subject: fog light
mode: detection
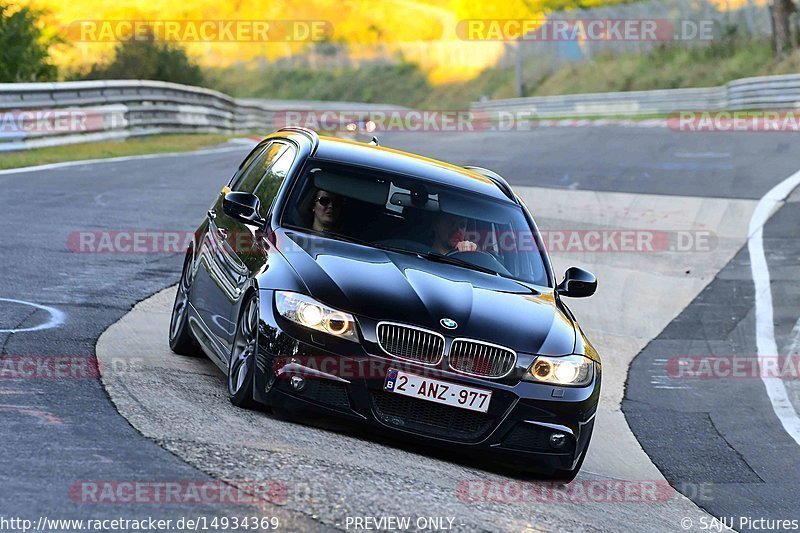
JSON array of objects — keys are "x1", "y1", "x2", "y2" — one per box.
[
  {"x1": 549, "y1": 432, "x2": 567, "y2": 449},
  {"x1": 290, "y1": 375, "x2": 305, "y2": 392}
]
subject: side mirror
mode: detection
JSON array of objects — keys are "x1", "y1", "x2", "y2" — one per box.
[
  {"x1": 222, "y1": 192, "x2": 265, "y2": 227},
  {"x1": 556, "y1": 267, "x2": 597, "y2": 298}
]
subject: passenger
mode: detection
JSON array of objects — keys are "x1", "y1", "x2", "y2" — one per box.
[
  {"x1": 431, "y1": 212, "x2": 478, "y2": 255},
  {"x1": 311, "y1": 189, "x2": 343, "y2": 232}
]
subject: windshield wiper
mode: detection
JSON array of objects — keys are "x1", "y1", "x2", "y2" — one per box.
[{"x1": 419, "y1": 252, "x2": 499, "y2": 276}]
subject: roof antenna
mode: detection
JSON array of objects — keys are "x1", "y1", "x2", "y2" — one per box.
[{"x1": 369, "y1": 136, "x2": 379, "y2": 146}]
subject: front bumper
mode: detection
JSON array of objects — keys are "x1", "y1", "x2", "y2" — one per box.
[{"x1": 254, "y1": 294, "x2": 600, "y2": 472}]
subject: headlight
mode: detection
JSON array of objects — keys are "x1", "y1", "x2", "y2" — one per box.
[
  {"x1": 525, "y1": 355, "x2": 594, "y2": 386},
  {"x1": 275, "y1": 291, "x2": 357, "y2": 341}
]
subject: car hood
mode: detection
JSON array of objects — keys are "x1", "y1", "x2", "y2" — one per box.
[{"x1": 277, "y1": 230, "x2": 575, "y2": 355}]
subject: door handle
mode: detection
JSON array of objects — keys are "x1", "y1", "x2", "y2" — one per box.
[
  {"x1": 216, "y1": 227, "x2": 228, "y2": 239},
  {"x1": 207, "y1": 209, "x2": 216, "y2": 220}
]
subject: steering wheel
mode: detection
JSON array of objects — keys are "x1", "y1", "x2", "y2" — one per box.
[
  {"x1": 445, "y1": 248, "x2": 513, "y2": 277},
  {"x1": 446, "y1": 249, "x2": 495, "y2": 259}
]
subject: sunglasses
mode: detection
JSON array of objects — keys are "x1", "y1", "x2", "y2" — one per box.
[{"x1": 315, "y1": 196, "x2": 340, "y2": 207}]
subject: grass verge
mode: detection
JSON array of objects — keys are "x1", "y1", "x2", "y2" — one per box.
[{"x1": 0, "y1": 133, "x2": 240, "y2": 171}]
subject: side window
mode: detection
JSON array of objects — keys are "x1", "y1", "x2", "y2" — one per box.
[
  {"x1": 254, "y1": 145, "x2": 296, "y2": 216},
  {"x1": 232, "y1": 142, "x2": 287, "y2": 193},
  {"x1": 229, "y1": 142, "x2": 269, "y2": 189}
]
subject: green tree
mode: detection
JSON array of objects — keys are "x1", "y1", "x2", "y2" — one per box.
[
  {"x1": 0, "y1": 2, "x2": 58, "y2": 82},
  {"x1": 84, "y1": 34, "x2": 203, "y2": 86}
]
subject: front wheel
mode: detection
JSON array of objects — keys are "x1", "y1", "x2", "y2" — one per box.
[{"x1": 228, "y1": 294, "x2": 260, "y2": 409}]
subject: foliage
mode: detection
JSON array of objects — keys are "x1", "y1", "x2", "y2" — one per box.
[
  {"x1": 79, "y1": 35, "x2": 203, "y2": 85},
  {"x1": 0, "y1": 1, "x2": 59, "y2": 82},
  {"x1": 207, "y1": 62, "x2": 429, "y2": 106},
  {"x1": 530, "y1": 36, "x2": 774, "y2": 95}
]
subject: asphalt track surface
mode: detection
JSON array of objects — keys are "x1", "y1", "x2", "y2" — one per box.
[
  {"x1": 1, "y1": 127, "x2": 799, "y2": 531},
  {"x1": 624, "y1": 187, "x2": 800, "y2": 523}
]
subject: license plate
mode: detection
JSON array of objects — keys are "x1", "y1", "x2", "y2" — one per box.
[{"x1": 383, "y1": 369, "x2": 492, "y2": 413}]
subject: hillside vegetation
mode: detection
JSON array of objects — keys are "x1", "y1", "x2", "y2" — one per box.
[{"x1": 208, "y1": 36, "x2": 799, "y2": 109}]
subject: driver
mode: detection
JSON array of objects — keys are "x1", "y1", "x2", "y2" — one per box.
[
  {"x1": 431, "y1": 212, "x2": 478, "y2": 255},
  {"x1": 311, "y1": 189, "x2": 343, "y2": 232}
]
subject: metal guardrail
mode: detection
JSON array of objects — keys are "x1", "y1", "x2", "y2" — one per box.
[
  {"x1": 0, "y1": 80, "x2": 401, "y2": 152},
  {"x1": 471, "y1": 74, "x2": 800, "y2": 117},
  {"x1": 5, "y1": 74, "x2": 800, "y2": 152}
]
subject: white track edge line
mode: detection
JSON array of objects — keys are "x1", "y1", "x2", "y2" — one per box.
[{"x1": 747, "y1": 168, "x2": 800, "y2": 446}]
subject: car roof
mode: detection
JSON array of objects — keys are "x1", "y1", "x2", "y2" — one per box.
[{"x1": 273, "y1": 130, "x2": 515, "y2": 203}]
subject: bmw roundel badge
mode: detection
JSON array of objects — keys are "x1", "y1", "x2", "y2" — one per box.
[{"x1": 440, "y1": 318, "x2": 458, "y2": 330}]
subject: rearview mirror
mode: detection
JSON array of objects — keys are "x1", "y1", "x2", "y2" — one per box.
[
  {"x1": 556, "y1": 267, "x2": 597, "y2": 298},
  {"x1": 222, "y1": 192, "x2": 265, "y2": 227}
]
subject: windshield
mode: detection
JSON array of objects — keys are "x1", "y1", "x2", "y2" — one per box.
[{"x1": 280, "y1": 160, "x2": 550, "y2": 286}]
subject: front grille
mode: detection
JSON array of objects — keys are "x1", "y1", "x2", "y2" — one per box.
[
  {"x1": 376, "y1": 322, "x2": 444, "y2": 365},
  {"x1": 448, "y1": 340, "x2": 516, "y2": 378},
  {"x1": 371, "y1": 391, "x2": 495, "y2": 441}
]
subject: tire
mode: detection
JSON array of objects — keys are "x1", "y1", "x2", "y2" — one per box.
[
  {"x1": 169, "y1": 250, "x2": 200, "y2": 356},
  {"x1": 228, "y1": 294, "x2": 260, "y2": 410}
]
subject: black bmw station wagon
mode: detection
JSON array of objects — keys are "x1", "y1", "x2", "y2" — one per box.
[{"x1": 169, "y1": 127, "x2": 600, "y2": 480}]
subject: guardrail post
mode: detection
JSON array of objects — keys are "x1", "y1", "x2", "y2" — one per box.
[{"x1": 515, "y1": 40, "x2": 525, "y2": 98}]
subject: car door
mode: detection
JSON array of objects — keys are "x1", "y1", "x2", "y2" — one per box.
[
  {"x1": 226, "y1": 143, "x2": 298, "y2": 332},
  {"x1": 194, "y1": 141, "x2": 290, "y2": 358}
]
